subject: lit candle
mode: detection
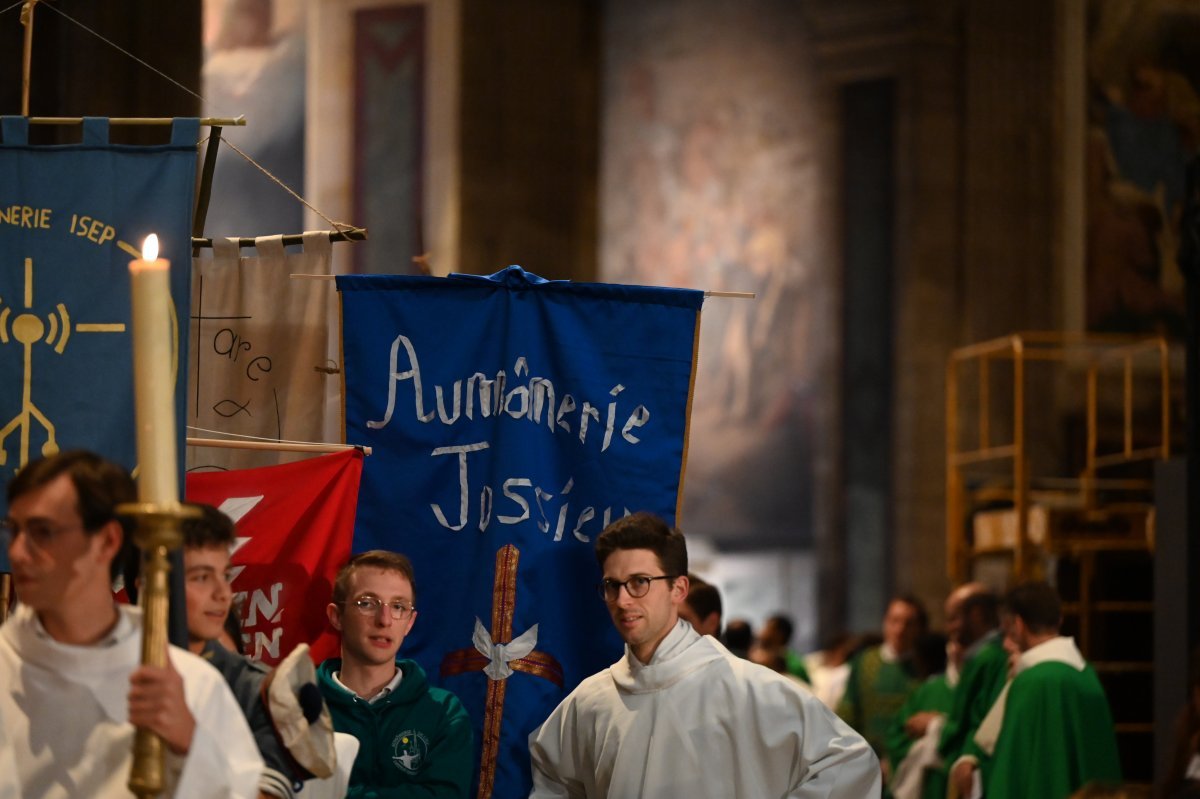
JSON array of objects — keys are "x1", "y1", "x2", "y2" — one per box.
[{"x1": 128, "y1": 234, "x2": 178, "y2": 505}]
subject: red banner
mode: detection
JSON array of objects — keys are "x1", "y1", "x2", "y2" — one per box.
[{"x1": 186, "y1": 450, "x2": 364, "y2": 666}]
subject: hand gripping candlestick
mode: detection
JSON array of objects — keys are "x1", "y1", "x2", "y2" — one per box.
[{"x1": 121, "y1": 234, "x2": 200, "y2": 798}]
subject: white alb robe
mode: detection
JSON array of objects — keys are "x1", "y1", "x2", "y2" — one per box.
[
  {"x1": 0, "y1": 603, "x2": 264, "y2": 798},
  {"x1": 529, "y1": 620, "x2": 881, "y2": 798}
]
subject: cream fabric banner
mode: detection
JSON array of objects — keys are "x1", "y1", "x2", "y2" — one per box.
[{"x1": 187, "y1": 233, "x2": 338, "y2": 470}]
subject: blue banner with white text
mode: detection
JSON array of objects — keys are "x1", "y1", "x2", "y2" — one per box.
[
  {"x1": 0, "y1": 117, "x2": 199, "y2": 568},
  {"x1": 339, "y1": 266, "x2": 703, "y2": 798}
]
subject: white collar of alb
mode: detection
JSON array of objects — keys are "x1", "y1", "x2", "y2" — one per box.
[{"x1": 1016, "y1": 636, "x2": 1085, "y2": 674}]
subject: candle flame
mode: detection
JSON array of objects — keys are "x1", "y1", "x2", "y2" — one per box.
[{"x1": 141, "y1": 234, "x2": 159, "y2": 262}]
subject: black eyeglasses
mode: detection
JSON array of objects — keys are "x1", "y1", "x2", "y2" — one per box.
[
  {"x1": 345, "y1": 596, "x2": 416, "y2": 620},
  {"x1": 597, "y1": 575, "x2": 675, "y2": 601}
]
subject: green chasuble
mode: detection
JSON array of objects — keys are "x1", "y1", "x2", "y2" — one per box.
[
  {"x1": 837, "y1": 645, "x2": 920, "y2": 756},
  {"x1": 784, "y1": 649, "x2": 812, "y2": 684},
  {"x1": 885, "y1": 674, "x2": 955, "y2": 799},
  {"x1": 937, "y1": 634, "x2": 1009, "y2": 764},
  {"x1": 985, "y1": 661, "x2": 1121, "y2": 798}
]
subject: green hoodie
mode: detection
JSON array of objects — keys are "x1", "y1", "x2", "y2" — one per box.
[{"x1": 317, "y1": 658, "x2": 473, "y2": 799}]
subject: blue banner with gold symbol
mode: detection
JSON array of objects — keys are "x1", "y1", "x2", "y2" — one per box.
[
  {"x1": 339, "y1": 266, "x2": 704, "y2": 798},
  {"x1": 0, "y1": 117, "x2": 199, "y2": 566}
]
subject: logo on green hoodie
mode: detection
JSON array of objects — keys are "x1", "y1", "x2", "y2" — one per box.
[{"x1": 392, "y1": 729, "x2": 430, "y2": 774}]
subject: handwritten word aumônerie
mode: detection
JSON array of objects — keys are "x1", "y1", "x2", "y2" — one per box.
[{"x1": 367, "y1": 334, "x2": 651, "y2": 452}]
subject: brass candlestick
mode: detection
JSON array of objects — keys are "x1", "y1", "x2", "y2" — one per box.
[
  {"x1": 118, "y1": 501, "x2": 199, "y2": 799},
  {"x1": 0, "y1": 572, "x2": 11, "y2": 623}
]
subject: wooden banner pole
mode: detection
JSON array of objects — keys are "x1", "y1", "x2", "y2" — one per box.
[{"x1": 21, "y1": 1, "x2": 39, "y2": 116}]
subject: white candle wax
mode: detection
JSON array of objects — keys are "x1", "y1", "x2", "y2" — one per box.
[{"x1": 129, "y1": 234, "x2": 178, "y2": 504}]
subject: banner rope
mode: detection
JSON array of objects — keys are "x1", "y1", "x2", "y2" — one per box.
[
  {"x1": 182, "y1": 422, "x2": 367, "y2": 453},
  {"x1": 38, "y1": 2, "x2": 206, "y2": 111},
  {"x1": 9, "y1": 2, "x2": 354, "y2": 235},
  {"x1": 207, "y1": 136, "x2": 353, "y2": 235}
]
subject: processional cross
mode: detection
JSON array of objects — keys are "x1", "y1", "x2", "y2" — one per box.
[{"x1": 440, "y1": 544, "x2": 563, "y2": 799}]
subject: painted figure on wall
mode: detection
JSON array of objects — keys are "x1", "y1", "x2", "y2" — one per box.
[
  {"x1": 1086, "y1": 0, "x2": 1198, "y2": 336},
  {"x1": 601, "y1": 2, "x2": 828, "y2": 546},
  {"x1": 201, "y1": 0, "x2": 306, "y2": 237}
]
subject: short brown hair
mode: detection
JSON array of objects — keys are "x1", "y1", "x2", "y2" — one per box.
[
  {"x1": 332, "y1": 550, "x2": 416, "y2": 606},
  {"x1": 594, "y1": 512, "x2": 687, "y2": 577},
  {"x1": 890, "y1": 593, "x2": 929, "y2": 632},
  {"x1": 7, "y1": 450, "x2": 135, "y2": 580},
  {"x1": 123, "y1": 503, "x2": 235, "y2": 604},
  {"x1": 684, "y1": 576, "x2": 722, "y2": 622},
  {"x1": 182, "y1": 503, "x2": 236, "y2": 550},
  {"x1": 1004, "y1": 581, "x2": 1062, "y2": 634}
]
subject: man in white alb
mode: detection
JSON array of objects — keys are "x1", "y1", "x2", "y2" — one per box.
[
  {"x1": 528, "y1": 512, "x2": 881, "y2": 798},
  {"x1": 0, "y1": 450, "x2": 264, "y2": 798}
]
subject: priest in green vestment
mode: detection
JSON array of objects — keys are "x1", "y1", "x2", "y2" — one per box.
[
  {"x1": 886, "y1": 633, "x2": 958, "y2": 799},
  {"x1": 955, "y1": 581, "x2": 1121, "y2": 799},
  {"x1": 938, "y1": 583, "x2": 1009, "y2": 793},
  {"x1": 837, "y1": 595, "x2": 927, "y2": 761},
  {"x1": 758, "y1": 614, "x2": 813, "y2": 684}
]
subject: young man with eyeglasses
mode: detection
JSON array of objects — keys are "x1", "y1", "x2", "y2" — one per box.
[
  {"x1": 528, "y1": 511, "x2": 881, "y2": 797},
  {"x1": 317, "y1": 550, "x2": 473, "y2": 798},
  {"x1": 0, "y1": 450, "x2": 263, "y2": 797}
]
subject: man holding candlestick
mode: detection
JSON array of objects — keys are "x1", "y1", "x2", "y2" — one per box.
[{"x1": 0, "y1": 450, "x2": 264, "y2": 798}]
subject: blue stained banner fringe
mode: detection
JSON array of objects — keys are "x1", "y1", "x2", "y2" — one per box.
[
  {"x1": 339, "y1": 265, "x2": 704, "y2": 798},
  {"x1": 0, "y1": 117, "x2": 199, "y2": 568}
]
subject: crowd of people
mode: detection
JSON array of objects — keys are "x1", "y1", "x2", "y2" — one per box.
[
  {"x1": 1, "y1": 449, "x2": 1198, "y2": 798},
  {"x1": 700, "y1": 583, "x2": 1200, "y2": 799}
]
